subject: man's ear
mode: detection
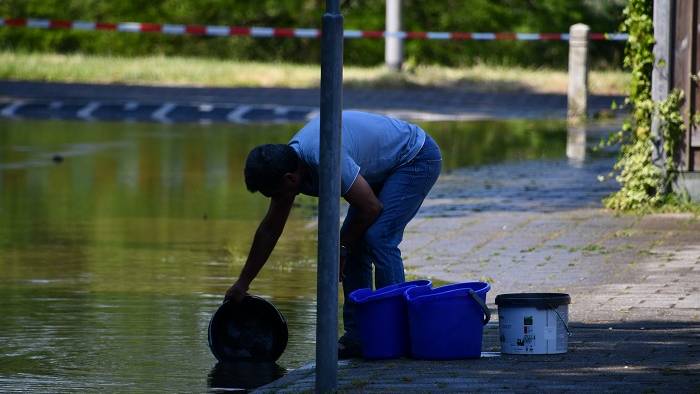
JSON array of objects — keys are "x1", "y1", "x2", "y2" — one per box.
[{"x1": 283, "y1": 172, "x2": 299, "y2": 186}]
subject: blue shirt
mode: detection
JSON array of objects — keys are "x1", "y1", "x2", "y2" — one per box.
[{"x1": 289, "y1": 111, "x2": 426, "y2": 196}]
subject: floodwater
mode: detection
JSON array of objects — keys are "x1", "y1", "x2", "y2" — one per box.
[{"x1": 0, "y1": 118, "x2": 574, "y2": 392}]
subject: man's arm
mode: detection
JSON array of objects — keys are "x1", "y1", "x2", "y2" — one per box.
[
  {"x1": 340, "y1": 174, "x2": 383, "y2": 248},
  {"x1": 225, "y1": 193, "x2": 295, "y2": 301}
]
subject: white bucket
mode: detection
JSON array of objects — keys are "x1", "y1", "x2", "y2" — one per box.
[{"x1": 495, "y1": 293, "x2": 571, "y2": 354}]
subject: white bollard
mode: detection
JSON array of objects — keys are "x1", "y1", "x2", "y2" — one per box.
[
  {"x1": 567, "y1": 23, "x2": 590, "y2": 123},
  {"x1": 567, "y1": 124, "x2": 587, "y2": 167}
]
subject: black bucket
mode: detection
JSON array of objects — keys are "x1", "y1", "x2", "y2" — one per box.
[{"x1": 208, "y1": 296, "x2": 288, "y2": 362}]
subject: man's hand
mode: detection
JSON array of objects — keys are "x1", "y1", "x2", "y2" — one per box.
[{"x1": 224, "y1": 281, "x2": 248, "y2": 303}]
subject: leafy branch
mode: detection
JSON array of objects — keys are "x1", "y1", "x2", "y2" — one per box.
[{"x1": 603, "y1": 0, "x2": 688, "y2": 211}]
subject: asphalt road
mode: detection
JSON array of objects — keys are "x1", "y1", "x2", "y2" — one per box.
[{"x1": 0, "y1": 80, "x2": 624, "y2": 123}]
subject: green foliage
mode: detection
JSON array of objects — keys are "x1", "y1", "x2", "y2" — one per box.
[
  {"x1": 604, "y1": 0, "x2": 689, "y2": 211},
  {"x1": 657, "y1": 90, "x2": 685, "y2": 189},
  {"x1": 0, "y1": 0, "x2": 626, "y2": 67}
]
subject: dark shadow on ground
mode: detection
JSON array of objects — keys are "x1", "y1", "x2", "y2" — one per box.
[
  {"x1": 258, "y1": 320, "x2": 699, "y2": 392},
  {"x1": 306, "y1": 320, "x2": 700, "y2": 393},
  {"x1": 470, "y1": 319, "x2": 700, "y2": 392}
]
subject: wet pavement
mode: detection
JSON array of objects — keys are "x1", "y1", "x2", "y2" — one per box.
[
  {"x1": 257, "y1": 150, "x2": 700, "y2": 392},
  {"x1": 0, "y1": 80, "x2": 623, "y2": 123}
]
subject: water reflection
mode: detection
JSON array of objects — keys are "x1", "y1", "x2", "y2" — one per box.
[
  {"x1": 207, "y1": 362, "x2": 286, "y2": 393},
  {"x1": 0, "y1": 118, "x2": 570, "y2": 391},
  {"x1": 567, "y1": 123, "x2": 587, "y2": 166}
]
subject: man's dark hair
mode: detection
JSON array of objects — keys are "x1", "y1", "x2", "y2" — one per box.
[{"x1": 244, "y1": 144, "x2": 299, "y2": 196}]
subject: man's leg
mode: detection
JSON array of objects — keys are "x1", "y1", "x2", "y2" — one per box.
[
  {"x1": 339, "y1": 134, "x2": 441, "y2": 355},
  {"x1": 340, "y1": 206, "x2": 373, "y2": 348},
  {"x1": 365, "y1": 137, "x2": 442, "y2": 289}
]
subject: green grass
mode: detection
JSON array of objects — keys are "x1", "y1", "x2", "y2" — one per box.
[{"x1": 0, "y1": 51, "x2": 628, "y2": 95}]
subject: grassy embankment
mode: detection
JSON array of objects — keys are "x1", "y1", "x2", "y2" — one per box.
[{"x1": 0, "y1": 52, "x2": 627, "y2": 95}]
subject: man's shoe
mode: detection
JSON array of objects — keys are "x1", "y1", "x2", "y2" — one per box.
[{"x1": 337, "y1": 336, "x2": 362, "y2": 359}]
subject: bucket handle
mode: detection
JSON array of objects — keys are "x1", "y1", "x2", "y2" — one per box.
[
  {"x1": 549, "y1": 305, "x2": 572, "y2": 337},
  {"x1": 468, "y1": 289, "x2": 491, "y2": 325}
]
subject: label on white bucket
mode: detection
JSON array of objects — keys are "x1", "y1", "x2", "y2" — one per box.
[
  {"x1": 498, "y1": 305, "x2": 568, "y2": 354},
  {"x1": 544, "y1": 326, "x2": 556, "y2": 340}
]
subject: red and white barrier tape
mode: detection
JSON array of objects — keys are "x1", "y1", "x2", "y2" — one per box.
[{"x1": 0, "y1": 17, "x2": 629, "y2": 41}]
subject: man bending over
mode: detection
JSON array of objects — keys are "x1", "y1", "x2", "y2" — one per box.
[{"x1": 225, "y1": 110, "x2": 441, "y2": 358}]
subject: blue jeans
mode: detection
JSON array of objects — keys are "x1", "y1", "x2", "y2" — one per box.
[{"x1": 341, "y1": 134, "x2": 442, "y2": 341}]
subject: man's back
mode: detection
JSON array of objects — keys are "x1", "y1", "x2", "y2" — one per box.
[{"x1": 289, "y1": 111, "x2": 426, "y2": 195}]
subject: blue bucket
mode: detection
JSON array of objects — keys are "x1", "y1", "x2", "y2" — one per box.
[
  {"x1": 405, "y1": 282, "x2": 491, "y2": 360},
  {"x1": 349, "y1": 280, "x2": 432, "y2": 359}
]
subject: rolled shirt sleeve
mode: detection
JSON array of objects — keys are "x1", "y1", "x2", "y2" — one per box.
[{"x1": 341, "y1": 153, "x2": 361, "y2": 195}]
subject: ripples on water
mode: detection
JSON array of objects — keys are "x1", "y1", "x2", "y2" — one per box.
[{"x1": 0, "y1": 118, "x2": 576, "y2": 391}]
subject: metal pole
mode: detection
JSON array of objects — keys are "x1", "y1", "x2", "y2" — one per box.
[
  {"x1": 385, "y1": 0, "x2": 403, "y2": 71},
  {"x1": 317, "y1": 0, "x2": 343, "y2": 392}
]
